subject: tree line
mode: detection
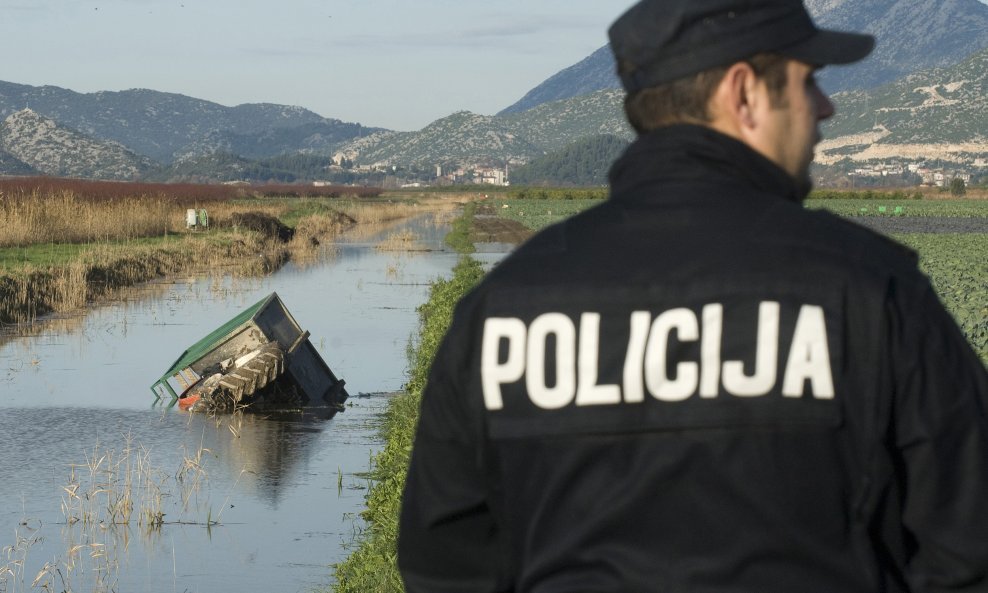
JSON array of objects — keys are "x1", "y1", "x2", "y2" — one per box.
[{"x1": 510, "y1": 135, "x2": 629, "y2": 187}]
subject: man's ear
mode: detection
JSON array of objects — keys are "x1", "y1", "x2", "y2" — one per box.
[{"x1": 709, "y1": 62, "x2": 760, "y2": 139}]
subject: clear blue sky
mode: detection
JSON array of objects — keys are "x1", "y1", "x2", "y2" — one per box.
[{"x1": 0, "y1": 0, "x2": 631, "y2": 131}]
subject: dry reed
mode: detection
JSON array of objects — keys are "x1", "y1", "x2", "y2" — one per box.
[
  {"x1": 375, "y1": 229, "x2": 425, "y2": 252},
  {"x1": 0, "y1": 434, "x2": 219, "y2": 593},
  {"x1": 0, "y1": 194, "x2": 451, "y2": 327},
  {"x1": 0, "y1": 191, "x2": 176, "y2": 248}
]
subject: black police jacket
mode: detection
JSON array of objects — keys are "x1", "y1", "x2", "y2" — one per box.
[{"x1": 398, "y1": 125, "x2": 988, "y2": 593}]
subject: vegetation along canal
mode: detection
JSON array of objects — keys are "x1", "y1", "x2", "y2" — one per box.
[{"x1": 0, "y1": 212, "x2": 500, "y2": 593}]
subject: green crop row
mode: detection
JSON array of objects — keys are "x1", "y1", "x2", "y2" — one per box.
[
  {"x1": 808, "y1": 199, "x2": 988, "y2": 218},
  {"x1": 496, "y1": 198, "x2": 988, "y2": 227},
  {"x1": 493, "y1": 198, "x2": 602, "y2": 231},
  {"x1": 897, "y1": 233, "x2": 988, "y2": 363},
  {"x1": 507, "y1": 188, "x2": 609, "y2": 201}
]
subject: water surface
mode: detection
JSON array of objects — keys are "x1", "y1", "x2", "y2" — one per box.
[{"x1": 0, "y1": 216, "x2": 496, "y2": 592}]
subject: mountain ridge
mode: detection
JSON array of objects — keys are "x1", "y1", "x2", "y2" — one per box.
[
  {"x1": 497, "y1": 0, "x2": 988, "y2": 115},
  {"x1": 0, "y1": 81, "x2": 377, "y2": 164},
  {"x1": 1, "y1": 109, "x2": 154, "y2": 180},
  {"x1": 0, "y1": 0, "x2": 985, "y2": 183}
]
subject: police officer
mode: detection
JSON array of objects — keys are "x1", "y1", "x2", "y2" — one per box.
[{"x1": 398, "y1": 0, "x2": 988, "y2": 591}]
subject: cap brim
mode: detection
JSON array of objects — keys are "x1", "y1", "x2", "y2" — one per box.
[{"x1": 779, "y1": 30, "x2": 875, "y2": 66}]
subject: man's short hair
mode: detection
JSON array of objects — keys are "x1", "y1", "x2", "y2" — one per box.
[{"x1": 622, "y1": 53, "x2": 790, "y2": 135}]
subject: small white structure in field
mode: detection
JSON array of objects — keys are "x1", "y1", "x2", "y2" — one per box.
[{"x1": 186, "y1": 208, "x2": 209, "y2": 230}]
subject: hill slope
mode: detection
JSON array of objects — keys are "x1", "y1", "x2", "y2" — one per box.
[
  {"x1": 819, "y1": 47, "x2": 988, "y2": 164},
  {"x1": 807, "y1": 0, "x2": 988, "y2": 92},
  {"x1": 1, "y1": 109, "x2": 153, "y2": 180},
  {"x1": 0, "y1": 82, "x2": 377, "y2": 163},
  {"x1": 509, "y1": 134, "x2": 629, "y2": 186},
  {"x1": 499, "y1": 0, "x2": 988, "y2": 114},
  {"x1": 338, "y1": 90, "x2": 630, "y2": 167},
  {"x1": 499, "y1": 47, "x2": 619, "y2": 116},
  {"x1": 340, "y1": 45, "x2": 988, "y2": 172}
]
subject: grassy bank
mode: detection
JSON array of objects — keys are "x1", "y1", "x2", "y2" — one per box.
[{"x1": 0, "y1": 192, "x2": 452, "y2": 326}]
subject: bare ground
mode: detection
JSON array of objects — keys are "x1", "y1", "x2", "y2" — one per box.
[{"x1": 471, "y1": 205, "x2": 533, "y2": 245}]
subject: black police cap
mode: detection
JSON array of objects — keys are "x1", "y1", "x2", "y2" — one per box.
[{"x1": 609, "y1": 0, "x2": 875, "y2": 93}]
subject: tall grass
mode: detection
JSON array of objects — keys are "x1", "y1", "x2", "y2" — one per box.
[
  {"x1": 0, "y1": 189, "x2": 448, "y2": 326},
  {"x1": 0, "y1": 191, "x2": 176, "y2": 248}
]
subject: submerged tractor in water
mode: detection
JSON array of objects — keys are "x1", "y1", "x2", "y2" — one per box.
[{"x1": 150, "y1": 292, "x2": 348, "y2": 413}]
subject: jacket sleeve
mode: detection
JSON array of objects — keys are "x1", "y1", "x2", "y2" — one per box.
[
  {"x1": 398, "y1": 316, "x2": 513, "y2": 593},
  {"x1": 891, "y1": 283, "x2": 988, "y2": 591}
]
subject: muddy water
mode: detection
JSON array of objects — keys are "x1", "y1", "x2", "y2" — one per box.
[{"x1": 0, "y1": 216, "x2": 503, "y2": 593}]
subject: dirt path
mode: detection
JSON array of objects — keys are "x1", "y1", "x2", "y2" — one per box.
[{"x1": 471, "y1": 204, "x2": 533, "y2": 245}]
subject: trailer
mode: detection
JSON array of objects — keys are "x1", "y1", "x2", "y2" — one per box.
[{"x1": 150, "y1": 292, "x2": 348, "y2": 412}]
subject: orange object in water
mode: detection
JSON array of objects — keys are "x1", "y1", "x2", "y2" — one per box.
[{"x1": 178, "y1": 394, "x2": 200, "y2": 410}]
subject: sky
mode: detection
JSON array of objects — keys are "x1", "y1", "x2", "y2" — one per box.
[{"x1": 0, "y1": 0, "x2": 633, "y2": 131}]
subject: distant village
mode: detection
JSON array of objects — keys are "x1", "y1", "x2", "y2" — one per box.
[
  {"x1": 838, "y1": 157, "x2": 987, "y2": 189},
  {"x1": 322, "y1": 155, "x2": 514, "y2": 188},
  {"x1": 314, "y1": 151, "x2": 988, "y2": 190}
]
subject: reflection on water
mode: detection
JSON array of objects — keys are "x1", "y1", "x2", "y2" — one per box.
[{"x1": 0, "y1": 214, "x2": 502, "y2": 592}]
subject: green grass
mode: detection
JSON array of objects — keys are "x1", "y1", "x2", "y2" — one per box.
[
  {"x1": 0, "y1": 197, "x2": 344, "y2": 271},
  {"x1": 492, "y1": 198, "x2": 601, "y2": 231},
  {"x1": 0, "y1": 234, "x2": 187, "y2": 271},
  {"x1": 444, "y1": 201, "x2": 477, "y2": 254},
  {"x1": 0, "y1": 242, "x2": 93, "y2": 269}
]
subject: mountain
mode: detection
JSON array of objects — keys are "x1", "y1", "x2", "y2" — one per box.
[
  {"x1": 0, "y1": 147, "x2": 37, "y2": 175},
  {"x1": 499, "y1": 47, "x2": 619, "y2": 116},
  {"x1": 339, "y1": 46, "x2": 988, "y2": 174},
  {"x1": 0, "y1": 82, "x2": 377, "y2": 163},
  {"x1": 818, "y1": 47, "x2": 988, "y2": 165},
  {"x1": 806, "y1": 0, "x2": 988, "y2": 93},
  {"x1": 340, "y1": 90, "x2": 630, "y2": 167},
  {"x1": 1, "y1": 109, "x2": 153, "y2": 180},
  {"x1": 2, "y1": 0, "x2": 984, "y2": 184},
  {"x1": 499, "y1": 0, "x2": 988, "y2": 115},
  {"x1": 334, "y1": 112, "x2": 540, "y2": 167}
]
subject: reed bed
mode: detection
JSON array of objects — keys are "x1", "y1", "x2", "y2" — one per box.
[
  {"x1": 0, "y1": 190, "x2": 450, "y2": 327},
  {"x1": 339, "y1": 200, "x2": 456, "y2": 225},
  {"x1": 0, "y1": 191, "x2": 176, "y2": 248},
  {"x1": 375, "y1": 229, "x2": 424, "y2": 252},
  {"x1": 0, "y1": 435, "x2": 217, "y2": 593}
]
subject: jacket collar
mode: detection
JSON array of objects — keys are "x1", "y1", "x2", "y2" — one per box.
[{"x1": 608, "y1": 124, "x2": 806, "y2": 203}]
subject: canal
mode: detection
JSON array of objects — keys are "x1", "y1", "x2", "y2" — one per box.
[{"x1": 0, "y1": 214, "x2": 492, "y2": 592}]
